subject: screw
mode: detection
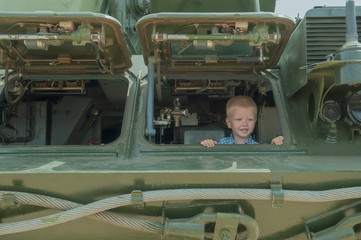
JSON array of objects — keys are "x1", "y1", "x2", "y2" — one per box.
[{"x1": 220, "y1": 229, "x2": 231, "y2": 240}]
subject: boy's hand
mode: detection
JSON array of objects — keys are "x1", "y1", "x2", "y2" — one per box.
[
  {"x1": 271, "y1": 136, "x2": 284, "y2": 146},
  {"x1": 200, "y1": 139, "x2": 218, "y2": 148}
]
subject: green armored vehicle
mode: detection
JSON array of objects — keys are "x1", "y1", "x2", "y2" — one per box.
[{"x1": 0, "y1": 0, "x2": 361, "y2": 239}]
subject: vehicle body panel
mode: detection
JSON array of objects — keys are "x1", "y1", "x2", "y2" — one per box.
[{"x1": 0, "y1": 1, "x2": 361, "y2": 240}]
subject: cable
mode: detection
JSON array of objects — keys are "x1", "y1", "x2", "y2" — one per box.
[
  {"x1": 319, "y1": 83, "x2": 335, "y2": 124},
  {"x1": 0, "y1": 191, "x2": 163, "y2": 234},
  {"x1": 91, "y1": 42, "x2": 108, "y2": 73},
  {"x1": 1, "y1": 187, "x2": 361, "y2": 236}
]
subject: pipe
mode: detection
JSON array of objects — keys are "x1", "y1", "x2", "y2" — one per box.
[
  {"x1": 237, "y1": 56, "x2": 269, "y2": 63},
  {"x1": 145, "y1": 56, "x2": 156, "y2": 139},
  {"x1": 346, "y1": 0, "x2": 359, "y2": 44},
  {"x1": 254, "y1": 0, "x2": 260, "y2": 12},
  {"x1": 152, "y1": 32, "x2": 279, "y2": 45},
  {"x1": 0, "y1": 33, "x2": 100, "y2": 44}
]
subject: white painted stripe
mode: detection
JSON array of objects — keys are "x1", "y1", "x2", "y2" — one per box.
[{"x1": 20, "y1": 161, "x2": 65, "y2": 172}]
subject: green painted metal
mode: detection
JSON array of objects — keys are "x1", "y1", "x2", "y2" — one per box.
[
  {"x1": 0, "y1": 0, "x2": 105, "y2": 12},
  {"x1": 150, "y1": 0, "x2": 276, "y2": 13},
  {"x1": 311, "y1": 213, "x2": 361, "y2": 240},
  {"x1": 278, "y1": 18, "x2": 307, "y2": 98},
  {"x1": 107, "y1": 0, "x2": 150, "y2": 54},
  {"x1": 0, "y1": 1, "x2": 360, "y2": 240}
]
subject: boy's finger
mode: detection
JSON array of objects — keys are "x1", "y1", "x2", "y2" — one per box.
[
  {"x1": 209, "y1": 140, "x2": 217, "y2": 147},
  {"x1": 207, "y1": 140, "x2": 215, "y2": 147},
  {"x1": 201, "y1": 139, "x2": 218, "y2": 147},
  {"x1": 201, "y1": 139, "x2": 216, "y2": 147}
]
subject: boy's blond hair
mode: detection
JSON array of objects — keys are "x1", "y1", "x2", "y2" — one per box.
[{"x1": 226, "y1": 96, "x2": 257, "y2": 117}]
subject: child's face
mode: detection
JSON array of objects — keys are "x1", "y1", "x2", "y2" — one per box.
[{"x1": 226, "y1": 106, "x2": 256, "y2": 142}]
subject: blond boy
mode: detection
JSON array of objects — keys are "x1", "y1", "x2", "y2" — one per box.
[{"x1": 201, "y1": 96, "x2": 283, "y2": 147}]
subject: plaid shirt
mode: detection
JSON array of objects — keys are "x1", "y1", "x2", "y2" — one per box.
[{"x1": 218, "y1": 134, "x2": 258, "y2": 144}]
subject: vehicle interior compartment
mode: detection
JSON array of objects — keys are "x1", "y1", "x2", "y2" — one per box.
[{"x1": 148, "y1": 74, "x2": 282, "y2": 145}]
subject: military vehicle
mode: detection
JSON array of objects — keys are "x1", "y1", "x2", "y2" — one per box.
[{"x1": 0, "y1": 0, "x2": 361, "y2": 239}]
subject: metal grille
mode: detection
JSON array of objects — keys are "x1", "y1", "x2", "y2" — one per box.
[{"x1": 306, "y1": 17, "x2": 361, "y2": 65}]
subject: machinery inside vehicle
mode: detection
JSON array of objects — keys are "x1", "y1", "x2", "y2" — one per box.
[
  {"x1": 0, "y1": 74, "x2": 128, "y2": 145},
  {"x1": 149, "y1": 75, "x2": 282, "y2": 145}
]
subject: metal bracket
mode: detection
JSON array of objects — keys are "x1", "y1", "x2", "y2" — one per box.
[
  {"x1": 131, "y1": 190, "x2": 144, "y2": 208},
  {"x1": 0, "y1": 193, "x2": 16, "y2": 208},
  {"x1": 311, "y1": 212, "x2": 361, "y2": 240},
  {"x1": 271, "y1": 176, "x2": 284, "y2": 208},
  {"x1": 162, "y1": 212, "x2": 259, "y2": 240},
  {"x1": 305, "y1": 200, "x2": 361, "y2": 240},
  {"x1": 350, "y1": 128, "x2": 361, "y2": 143},
  {"x1": 213, "y1": 213, "x2": 240, "y2": 240}
]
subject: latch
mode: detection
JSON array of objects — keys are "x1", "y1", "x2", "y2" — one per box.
[
  {"x1": 162, "y1": 212, "x2": 259, "y2": 240},
  {"x1": 271, "y1": 176, "x2": 284, "y2": 208},
  {"x1": 131, "y1": 190, "x2": 144, "y2": 208},
  {"x1": 0, "y1": 193, "x2": 16, "y2": 208}
]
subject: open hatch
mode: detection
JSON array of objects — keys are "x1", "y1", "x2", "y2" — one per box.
[
  {"x1": 137, "y1": 12, "x2": 295, "y2": 145},
  {"x1": 0, "y1": 12, "x2": 131, "y2": 146}
]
